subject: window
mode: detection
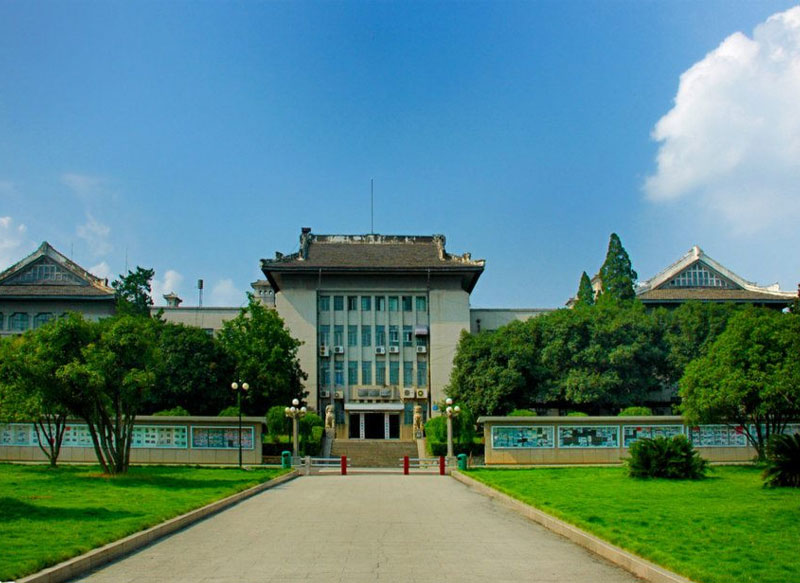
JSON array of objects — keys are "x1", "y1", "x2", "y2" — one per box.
[
  {"x1": 389, "y1": 361, "x2": 399, "y2": 385},
  {"x1": 33, "y1": 313, "x2": 54, "y2": 329},
  {"x1": 417, "y1": 361, "x2": 427, "y2": 387},
  {"x1": 361, "y1": 362, "x2": 372, "y2": 384},
  {"x1": 319, "y1": 325, "x2": 330, "y2": 347},
  {"x1": 388, "y1": 296, "x2": 399, "y2": 311},
  {"x1": 347, "y1": 296, "x2": 358, "y2": 311},
  {"x1": 0, "y1": 312, "x2": 4, "y2": 330},
  {"x1": 376, "y1": 363, "x2": 386, "y2": 385},
  {"x1": 333, "y1": 325, "x2": 344, "y2": 346},
  {"x1": 666, "y1": 263, "x2": 735, "y2": 289},
  {"x1": 361, "y1": 326, "x2": 372, "y2": 347},
  {"x1": 348, "y1": 325, "x2": 358, "y2": 347},
  {"x1": 403, "y1": 326, "x2": 413, "y2": 347},
  {"x1": 375, "y1": 325, "x2": 386, "y2": 346},
  {"x1": 402, "y1": 296, "x2": 412, "y2": 311},
  {"x1": 333, "y1": 296, "x2": 344, "y2": 311},
  {"x1": 9, "y1": 313, "x2": 29, "y2": 332},
  {"x1": 416, "y1": 296, "x2": 427, "y2": 312},
  {"x1": 319, "y1": 295, "x2": 330, "y2": 311},
  {"x1": 375, "y1": 296, "x2": 385, "y2": 311},
  {"x1": 361, "y1": 296, "x2": 372, "y2": 311},
  {"x1": 320, "y1": 361, "x2": 330, "y2": 386},
  {"x1": 416, "y1": 335, "x2": 426, "y2": 347},
  {"x1": 334, "y1": 361, "x2": 344, "y2": 386},
  {"x1": 348, "y1": 361, "x2": 358, "y2": 385},
  {"x1": 403, "y1": 361, "x2": 413, "y2": 387},
  {"x1": 389, "y1": 325, "x2": 399, "y2": 346}
]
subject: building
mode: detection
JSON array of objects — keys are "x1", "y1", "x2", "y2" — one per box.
[
  {"x1": 0, "y1": 242, "x2": 115, "y2": 336},
  {"x1": 261, "y1": 228, "x2": 484, "y2": 439}
]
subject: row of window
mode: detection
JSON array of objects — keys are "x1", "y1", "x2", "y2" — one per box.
[
  {"x1": 319, "y1": 295, "x2": 427, "y2": 313},
  {"x1": 319, "y1": 324, "x2": 425, "y2": 347},
  {"x1": 320, "y1": 360, "x2": 428, "y2": 388},
  {"x1": 0, "y1": 312, "x2": 55, "y2": 331}
]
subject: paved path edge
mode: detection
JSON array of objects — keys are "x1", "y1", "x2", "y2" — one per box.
[
  {"x1": 451, "y1": 471, "x2": 695, "y2": 583},
  {"x1": 18, "y1": 469, "x2": 300, "y2": 583}
]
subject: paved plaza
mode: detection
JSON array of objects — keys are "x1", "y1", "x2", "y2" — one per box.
[{"x1": 73, "y1": 474, "x2": 640, "y2": 583}]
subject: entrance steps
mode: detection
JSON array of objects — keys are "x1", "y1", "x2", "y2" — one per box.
[{"x1": 330, "y1": 440, "x2": 418, "y2": 468}]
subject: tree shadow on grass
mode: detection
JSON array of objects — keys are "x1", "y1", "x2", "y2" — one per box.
[
  {"x1": 0, "y1": 497, "x2": 143, "y2": 522},
  {"x1": 103, "y1": 476, "x2": 257, "y2": 490}
]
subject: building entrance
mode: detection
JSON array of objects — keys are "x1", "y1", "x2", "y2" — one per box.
[{"x1": 347, "y1": 412, "x2": 401, "y2": 439}]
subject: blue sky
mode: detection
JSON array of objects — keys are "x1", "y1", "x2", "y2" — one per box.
[{"x1": 2, "y1": 1, "x2": 799, "y2": 308}]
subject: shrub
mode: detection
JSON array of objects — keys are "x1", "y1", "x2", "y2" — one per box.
[
  {"x1": 152, "y1": 406, "x2": 190, "y2": 416},
  {"x1": 627, "y1": 435, "x2": 708, "y2": 479},
  {"x1": 618, "y1": 406, "x2": 652, "y2": 417},
  {"x1": 266, "y1": 405, "x2": 291, "y2": 437},
  {"x1": 762, "y1": 433, "x2": 800, "y2": 488},
  {"x1": 508, "y1": 409, "x2": 537, "y2": 417},
  {"x1": 566, "y1": 411, "x2": 588, "y2": 417},
  {"x1": 299, "y1": 412, "x2": 323, "y2": 440},
  {"x1": 218, "y1": 405, "x2": 240, "y2": 417}
]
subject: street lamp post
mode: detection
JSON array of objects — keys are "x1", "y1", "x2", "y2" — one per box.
[
  {"x1": 231, "y1": 381, "x2": 249, "y2": 468},
  {"x1": 445, "y1": 397, "x2": 461, "y2": 459},
  {"x1": 285, "y1": 398, "x2": 307, "y2": 458}
]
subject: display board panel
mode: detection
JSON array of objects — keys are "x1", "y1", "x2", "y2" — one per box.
[
  {"x1": 0, "y1": 423, "x2": 36, "y2": 446},
  {"x1": 622, "y1": 425, "x2": 684, "y2": 447},
  {"x1": 558, "y1": 425, "x2": 619, "y2": 448},
  {"x1": 190, "y1": 426, "x2": 254, "y2": 450},
  {"x1": 62, "y1": 424, "x2": 94, "y2": 447},
  {"x1": 688, "y1": 425, "x2": 748, "y2": 447},
  {"x1": 131, "y1": 425, "x2": 188, "y2": 449},
  {"x1": 492, "y1": 426, "x2": 555, "y2": 449}
]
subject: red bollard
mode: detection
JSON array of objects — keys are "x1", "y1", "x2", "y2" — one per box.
[
  {"x1": 341, "y1": 455, "x2": 347, "y2": 475},
  {"x1": 403, "y1": 455, "x2": 410, "y2": 475},
  {"x1": 439, "y1": 456, "x2": 445, "y2": 475}
]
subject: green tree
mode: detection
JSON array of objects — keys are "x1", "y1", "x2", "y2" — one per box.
[
  {"x1": 575, "y1": 271, "x2": 595, "y2": 308},
  {"x1": 216, "y1": 294, "x2": 306, "y2": 415},
  {"x1": 0, "y1": 314, "x2": 97, "y2": 466},
  {"x1": 145, "y1": 322, "x2": 233, "y2": 415},
  {"x1": 680, "y1": 308, "x2": 800, "y2": 460},
  {"x1": 598, "y1": 233, "x2": 637, "y2": 302},
  {"x1": 58, "y1": 315, "x2": 160, "y2": 474},
  {"x1": 112, "y1": 266, "x2": 155, "y2": 317}
]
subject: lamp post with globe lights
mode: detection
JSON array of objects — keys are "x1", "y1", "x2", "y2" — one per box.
[
  {"x1": 445, "y1": 397, "x2": 461, "y2": 459},
  {"x1": 231, "y1": 381, "x2": 249, "y2": 468},
  {"x1": 285, "y1": 398, "x2": 306, "y2": 458}
]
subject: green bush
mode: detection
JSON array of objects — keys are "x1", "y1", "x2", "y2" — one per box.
[
  {"x1": 627, "y1": 435, "x2": 708, "y2": 479},
  {"x1": 266, "y1": 405, "x2": 291, "y2": 437},
  {"x1": 218, "y1": 405, "x2": 240, "y2": 417},
  {"x1": 618, "y1": 406, "x2": 652, "y2": 417},
  {"x1": 508, "y1": 409, "x2": 537, "y2": 417},
  {"x1": 152, "y1": 406, "x2": 190, "y2": 416},
  {"x1": 763, "y1": 433, "x2": 800, "y2": 488},
  {"x1": 566, "y1": 411, "x2": 588, "y2": 417},
  {"x1": 299, "y1": 412, "x2": 323, "y2": 440}
]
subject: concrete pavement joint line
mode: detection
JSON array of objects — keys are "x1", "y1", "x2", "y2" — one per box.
[
  {"x1": 451, "y1": 471, "x2": 694, "y2": 583},
  {"x1": 17, "y1": 470, "x2": 299, "y2": 583}
]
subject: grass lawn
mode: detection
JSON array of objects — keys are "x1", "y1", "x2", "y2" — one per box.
[
  {"x1": 469, "y1": 465, "x2": 800, "y2": 583},
  {"x1": 0, "y1": 464, "x2": 289, "y2": 581}
]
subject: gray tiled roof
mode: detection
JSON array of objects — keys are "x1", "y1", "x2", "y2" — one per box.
[
  {"x1": 0, "y1": 284, "x2": 115, "y2": 298},
  {"x1": 638, "y1": 288, "x2": 791, "y2": 304}
]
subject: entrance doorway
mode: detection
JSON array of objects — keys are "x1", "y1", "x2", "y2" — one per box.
[{"x1": 347, "y1": 412, "x2": 401, "y2": 439}]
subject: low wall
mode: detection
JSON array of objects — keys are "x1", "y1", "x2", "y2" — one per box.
[
  {"x1": 477, "y1": 415, "x2": 798, "y2": 465},
  {"x1": 0, "y1": 416, "x2": 265, "y2": 465}
]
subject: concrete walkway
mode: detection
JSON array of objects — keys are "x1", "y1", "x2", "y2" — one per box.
[{"x1": 73, "y1": 474, "x2": 640, "y2": 583}]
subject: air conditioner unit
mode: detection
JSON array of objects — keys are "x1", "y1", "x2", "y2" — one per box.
[
  {"x1": 333, "y1": 345, "x2": 345, "y2": 354},
  {"x1": 416, "y1": 345, "x2": 427, "y2": 354},
  {"x1": 334, "y1": 391, "x2": 344, "y2": 399},
  {"x1": 388, "y1": 346, "x2": 400, "y2": 354},
  {"x1": 375, "y1": 346, "x2": 386, "y2": 355},
  {"x1": 416, "y1": 388, "x2": 429, "y2": 399},
  {"x1": 402, "y1": 388, "x2": 415, "y2": 399},
  {"x1": 320, "y1": 390, "x2": 331, "y2": 398},
  {"x1": 319, "y1": 346, "x2": 330, "y2": 357}
]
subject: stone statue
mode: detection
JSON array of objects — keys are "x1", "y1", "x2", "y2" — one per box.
[
  {"x1": 413, "y1": 405, "x2": 423, "y2": 436},
  {"x1": 325, "y1": 404, "x2": 335, "y2": 430}
]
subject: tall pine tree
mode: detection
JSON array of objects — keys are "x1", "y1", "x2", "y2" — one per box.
[
  {"x1": 598, "y1": 233, "x2": 637, "y2": 302},
  {"x1": 575, "y1": 271, "x2": 595, "y2": 308}
]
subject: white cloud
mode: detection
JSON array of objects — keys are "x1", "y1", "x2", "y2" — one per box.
[
  {"x1": 89, "y1": 261, "x2": 112, "y2": 280},
  {"x1": 210, "y1": 278, "x2": 243, "y2": 307},
  {"x1": 644, "y1": 6, "x2": 800, "y2": 234},
  {"x1": 61, "y1": 173, "x2": 107, "y2": 200},
  {"x1": 0, "y1": 216, "x2": 30, "y2": 269},
  {"x1": 151, "y1": 269, "x2": 185, "y2": 305},
  {"x1": 76, "y1": 214, "x2": 112, "y2": 257}
]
